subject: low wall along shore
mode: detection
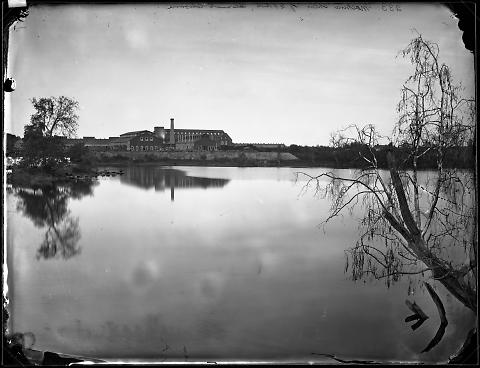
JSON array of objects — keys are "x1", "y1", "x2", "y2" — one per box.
[{"x1": 95, "y1": 150, "x2": 299, "y2": 162}]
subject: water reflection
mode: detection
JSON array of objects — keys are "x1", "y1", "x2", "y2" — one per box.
[
  {"x1": 14, "y1": 180, "x2": 97, "y2": 260},
  {"x1": 119, "y1": 166, "x2": 230, "y2": 201},
  {"x1": 7, "y1": 167, "x2": 476, "y2": 362}
]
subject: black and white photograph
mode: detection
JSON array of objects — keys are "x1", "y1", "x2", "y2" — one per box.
[{"x1": 3, "y1": 1, "x2": 477, "y2": 364}]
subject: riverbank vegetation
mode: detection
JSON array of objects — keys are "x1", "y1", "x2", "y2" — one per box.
[
  {"x1": 286, "y1": 143, "x2": 474, "y2": 169},
  {"x1": 6, "y1": 96, "x2": 99, "y2": 186},
  {"x1": 7, "y1": 136, "x2": 474, "y2": 172}
]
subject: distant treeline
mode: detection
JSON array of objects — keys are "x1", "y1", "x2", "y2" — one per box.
[
  {"x1": 285, "y1": 143, "x2": 475, "y2": 170},
  {"x1": 234, "y1": 142, "x2": 475, "y2": 170}
]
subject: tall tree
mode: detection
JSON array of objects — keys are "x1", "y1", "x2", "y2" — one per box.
[
  {"x1": 30, "y1": 96, "x2": 79, "y2": 138},
  {"x1": 22, "y1": 96, "x2": 79, "y2": 170},
  {"x1": 300, "y1": 36, "x2": 476, "y2": 312}
]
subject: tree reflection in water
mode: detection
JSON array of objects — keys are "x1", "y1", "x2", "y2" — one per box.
[
  {"x1": 37, "y1": 217, "x2": 80, "y2": 260},
  {"x1": 14, "y1": 179, "x2": 97, "y2": 260}
]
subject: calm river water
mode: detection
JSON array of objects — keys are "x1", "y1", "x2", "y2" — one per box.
[{"x1": 6, "y1": 166, "x2": 476, "y2": 363}]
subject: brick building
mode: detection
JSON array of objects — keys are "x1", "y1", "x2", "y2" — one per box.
[{"x1": 64, "y1": 117, "x2": 234, "y2": 151}]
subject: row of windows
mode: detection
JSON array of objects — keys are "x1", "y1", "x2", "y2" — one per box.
[
  {"x1": 201, "y1": 146, "x2": 218, "y2": 151},
  {"x1": 176, "y1": 132, "x2": 223, "y2": 136},
  {"x1": 140, "y1": 136, "x2": 154, "y2": 141},
  {"x1": 175, "y1": 135, "x2": 226, "y2": 143},
  {"x1": 130, "y1": 146, "x2": 158, "y2": 151},
  {"x1": 177, "y1": 136, "x2": 200, "y2": 142},
  {"x1": 137, "y1": 133, "x2": 227, "y2": 141}
]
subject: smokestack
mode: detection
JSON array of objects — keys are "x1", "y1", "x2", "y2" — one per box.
[{"x1": 170, "y1": 118, "x2": 175, "y2": 144}]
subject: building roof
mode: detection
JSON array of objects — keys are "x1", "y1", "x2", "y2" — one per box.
[
  {"x1": 120, "y1": 130, "x2": 152, "y2": 137},
  {"x1": 234, "y1": 142, "x2": 285, "y2": 146},
  {"x1": 110, "y1": 136, "x2": 133, "y2": 143},
  {"x1": 172, "y1": 129, "x2": 225, "y2": 132},
  {"x1": 85, "y1": 139, "x2": 110, "y2": 145}
]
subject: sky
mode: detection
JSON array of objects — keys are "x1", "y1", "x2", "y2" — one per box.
[{"x1": 5, "y1": 2, "x2": 475, "y2": 146}]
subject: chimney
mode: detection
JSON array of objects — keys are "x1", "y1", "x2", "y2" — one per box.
[{"x1": 170, "y1": 118, "x2": 175, "y2": 144}]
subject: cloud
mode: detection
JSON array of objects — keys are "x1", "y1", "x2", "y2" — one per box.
[{"x1": 124, "y1": 27, "x2": 149, "y2": 51}]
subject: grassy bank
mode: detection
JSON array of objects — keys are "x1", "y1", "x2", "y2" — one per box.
[{"x1": 90, "y1": 144, "x2": 475, "y2": 170}]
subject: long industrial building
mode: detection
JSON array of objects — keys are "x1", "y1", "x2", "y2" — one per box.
[{"x1": 65, "y1": 118, "x2": 233, "y2": 152}]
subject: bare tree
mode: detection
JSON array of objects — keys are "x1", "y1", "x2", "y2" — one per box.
[{"x1": 300, "y1": 35, "x2": 476, "y2": 312}]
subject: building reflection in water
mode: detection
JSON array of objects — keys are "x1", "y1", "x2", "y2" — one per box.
[{"x1": 119, "y1": 167, "x2": 230, "y2": 201}]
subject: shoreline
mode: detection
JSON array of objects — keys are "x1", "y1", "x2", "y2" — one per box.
[
  {"x1": 7, "y1": 159, "x2": 475, "y2": 187},
  {"x1": 90, "y1": 159, "x2": 475, "y2": 171},
  {"x1": 92, "y1": 159, "x2": 346, "y2": 169}
]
